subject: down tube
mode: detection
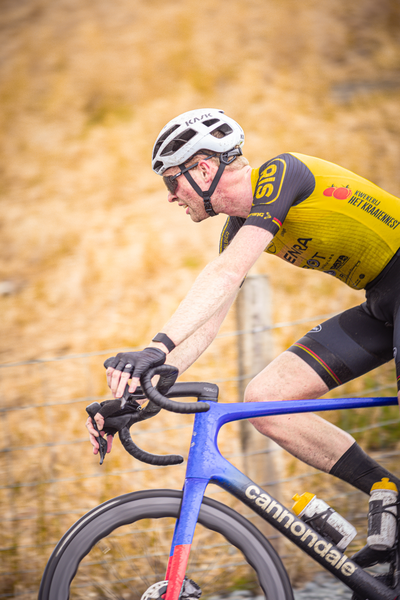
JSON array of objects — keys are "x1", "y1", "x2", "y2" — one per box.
[{"x1": 213, "y1": 463, "x2": 396, "y2": 600}]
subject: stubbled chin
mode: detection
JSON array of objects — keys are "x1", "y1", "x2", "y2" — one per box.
[{"x1": 191, "y1": 212, "x2": 209, "y2": 223}]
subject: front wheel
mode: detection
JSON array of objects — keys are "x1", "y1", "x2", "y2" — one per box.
[{"x1": 39, "y1": 489, "x2": 293, "y2": 600}]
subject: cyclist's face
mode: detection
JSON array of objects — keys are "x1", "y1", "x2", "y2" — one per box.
[
  {"x1": 163, "y1": 160, "x2": 201, "y2": 195},
  {"x1": 163, "y1": 167, "x2": 209, "y2": 222}
]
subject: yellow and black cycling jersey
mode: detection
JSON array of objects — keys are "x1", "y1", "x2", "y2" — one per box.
[{"x1": 219, "y1": 153, "x2": 400, "y2": 290}]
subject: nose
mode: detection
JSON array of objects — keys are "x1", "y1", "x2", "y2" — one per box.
[{"x1": 168, "y1": 192, "x2": 177, "y2": 203}]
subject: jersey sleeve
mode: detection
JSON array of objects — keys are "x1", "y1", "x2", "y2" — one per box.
[
  {"x1": 244, "y1": 153, "x2": 315, "y2": 235},
  {"x1": 219, "y1": 216, "x2": 246, "y2": 253}
]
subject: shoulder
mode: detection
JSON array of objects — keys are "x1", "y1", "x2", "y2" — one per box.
[
  {"x1": 252, "y1": 153, "x2": 313, "y2": 190},
  {"x1": 251, "y1": 153, "x2": 315, "y2": 206},
  {"x1": 255, "y1": 152, "x2": 305, "y2": 172}
]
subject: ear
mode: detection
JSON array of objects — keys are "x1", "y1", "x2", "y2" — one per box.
[{"x1": 197, "y1": 158, "x2": 215, "y2": 183}]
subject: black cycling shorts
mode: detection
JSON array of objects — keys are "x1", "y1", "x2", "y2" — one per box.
[{"x1": 287, "y1": 249, "x2": 400, "y2": 391}]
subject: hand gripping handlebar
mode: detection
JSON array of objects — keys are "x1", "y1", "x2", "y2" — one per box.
[
  {"x1": 87, "y1": 365, "x2": 218, "y2": 467},
  {"x1": 87, "y1": 392, "x2": 185, "y2": 467}
]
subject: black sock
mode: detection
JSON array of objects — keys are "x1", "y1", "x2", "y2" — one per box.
[{"x1": 329, "y1": 442, "x2": 400, "y2": 495}]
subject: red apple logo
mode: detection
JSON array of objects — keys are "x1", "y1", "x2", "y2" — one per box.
[
  {"x1": 333, "y1": 186, "x2": 352, "y2": 200},
  {"x1": 323, "y1": 185, "x2": 336, "y2": 196},
  {"x1": 323, "y1": 185, "x2": 352, "y2": 199}
]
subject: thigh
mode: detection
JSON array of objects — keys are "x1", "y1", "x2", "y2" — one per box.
[
  {"x1": 245, "y1": 350, "x2": 329, "y2": 402},
  {"x1": 287, "y1": 304, "x2": 394, "y2": 390}
]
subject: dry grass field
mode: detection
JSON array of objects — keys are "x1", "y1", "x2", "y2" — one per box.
[{"x1": 1, "y1": 0, "x2": 400, "y2": 596}]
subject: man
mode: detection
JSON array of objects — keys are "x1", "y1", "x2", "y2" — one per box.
[{"x1": 87, "y1": 107, "x2": 400, "y2": 497}]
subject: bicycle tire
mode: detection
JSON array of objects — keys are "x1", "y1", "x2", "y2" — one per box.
[{"x1": 39, "y1": 489, "x2": 293, "y2": 600}]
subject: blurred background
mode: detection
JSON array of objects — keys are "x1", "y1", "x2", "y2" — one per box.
[{"x1": 1, "y1": 0, "x2": 400, "y2": 597}]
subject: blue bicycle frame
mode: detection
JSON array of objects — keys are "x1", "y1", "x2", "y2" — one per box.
[{"x1": 164, "y1": 394, "x2": 399, "y2": 600}]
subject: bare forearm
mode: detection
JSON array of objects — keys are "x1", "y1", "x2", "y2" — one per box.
[
  {"x1": 161, "y1": 226, "x2": 273, "y2": 348},
  {"x1": 102, "y1": 227, "x2": 271, "y2": 400},
  {"x1": 163, "y1": 292, "x2": 237, "y2": 374},
  {"x1": 162, "y1": 259, "x2": 240, "y2": 347}
]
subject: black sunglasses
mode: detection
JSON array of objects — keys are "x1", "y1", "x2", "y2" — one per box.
[{"x1": 163, "y1": 155, "x2": 217, "y2": 194}]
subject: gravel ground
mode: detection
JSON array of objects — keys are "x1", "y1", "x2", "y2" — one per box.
[
  {"x1": 209, "y1": 566, "x2": 391, "y2": 600},
  {"x1": 208, "y1": 574, "x2": 353, "y2": 600},
  {"x1": 292, "y1": 572, "x2": 353, "y2": 599}
]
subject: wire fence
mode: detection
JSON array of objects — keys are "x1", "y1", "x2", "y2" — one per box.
[{"x1": 0, "y1": 307, "x2": 399, "y2": 598}]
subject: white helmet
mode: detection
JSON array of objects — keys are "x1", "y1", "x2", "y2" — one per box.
[{"x1": 152, "y1": 108, "x2": 245, "y2": 175}]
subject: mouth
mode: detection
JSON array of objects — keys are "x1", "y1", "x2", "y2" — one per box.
[{"x1": 178, "y1": 202, "x2": 190, "y2": 214}]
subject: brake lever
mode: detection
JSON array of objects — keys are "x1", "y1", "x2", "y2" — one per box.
[
  {"x1": 86, "y1": 402, "x2": 108, "y2": 465},
  {"x1": 96, "y1": 428, "x2": 108, "y2": 465},
  {"x1": 120, "y1": 384, "x2": 146, "y2": 408}
]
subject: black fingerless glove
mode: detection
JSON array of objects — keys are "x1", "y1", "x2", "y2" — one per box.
[
  {"x1": 86, "y1": 367, "x2": 178, "y2": 437},
  {"x1": 87, "y1": 395, "x2": 146, "y2": 437},
  {"x1": 103, "y1": 347, "x2": 166, "y2": 379}
]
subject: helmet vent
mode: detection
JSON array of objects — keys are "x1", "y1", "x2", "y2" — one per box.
[
  {"x1": 211, "y1": 123, "x2": 233, "y2": 138},
  {"x1": 161, "y1": 128, "x2": 197, "y2": 156},
  {"x1": 153, "y1": 160, "x2": 164, "y2": 173},
  {"x1": 152, "y1": 124, "x2": 180, "y2": 159},
  {"x1": 202, "y1": 118, "x2": 220, "y2": 127}
]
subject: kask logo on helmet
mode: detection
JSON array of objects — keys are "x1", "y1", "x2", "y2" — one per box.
[{"x1": 185, "y1": 113, "x2": 213, "y2": 127}]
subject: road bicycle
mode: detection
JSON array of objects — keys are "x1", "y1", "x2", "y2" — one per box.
[{"x1": 38, "y1": 365, "x2": 400, "y2": 600}]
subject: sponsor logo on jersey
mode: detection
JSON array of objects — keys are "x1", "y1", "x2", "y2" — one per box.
[
  {"x1": 245, "y1": 485, "x2": 357, "y2": 577},
  {"x1": 345, "y1": 260, "x2": 361, "y2": 287},
  {"x1": 283, "y1": 238, "x2": 312, "y2": 264},
  {"x1": 311, "y1": 324, "x2": 322, "y2": 332},
  {"x1": 323, "y1": 185, "x2": 352, "y2": 200},
  {"x1": 307, "y1": 258, "x2": 320, "y2": 268},
  {"x1": 331, "y1": 255, "x2": 350, "y2": 270},
  {"x1": 254, "y1": 158, "x2": 287, "y2": 205},
  {"x1": 248, "y1": 211, "x2": 272, "y2": 219},
  {"x1": 347, "y1": 191, "x2": 400, "y2": 229},
  {"x1": 282, "y1": 239, "x2": 329, "y2": 271}
]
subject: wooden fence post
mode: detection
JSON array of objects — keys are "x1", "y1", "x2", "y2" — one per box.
[{"x1": 236, "y1": 274, "x2": 282, "y2": 547}]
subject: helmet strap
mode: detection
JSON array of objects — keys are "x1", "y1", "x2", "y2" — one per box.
[{"x1": 180, "y1": 148, "x2": 242, "y2": 218}]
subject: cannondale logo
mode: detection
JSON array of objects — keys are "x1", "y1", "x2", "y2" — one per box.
[
  {"x1": 311, "y1": 325, "x2": 322, "y2": 333},
  {"x1": 245, "y1": 486, "x2": 357, "y2": 577}
]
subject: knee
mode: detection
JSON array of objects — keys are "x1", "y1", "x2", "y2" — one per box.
[
  {"x1": 244, "y1": 378, "x2": 278, "y2": 404},
  {"x1": 244, "y1": 380, "x2": 281, "y2": 435}
]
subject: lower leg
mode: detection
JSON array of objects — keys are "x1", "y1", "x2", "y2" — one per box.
[
  {"x1": 329, "y1": 440, "x2": 400, "y2": 495},
  {"x1": 245, "y1": 352, "x2": 355, "y2": 472},
  {"x1": 245, "y1": 352, "x2": 400, "y2": 493},
  {"x1": 329, "y1": 391, "x2": 400, "y2": 494}
]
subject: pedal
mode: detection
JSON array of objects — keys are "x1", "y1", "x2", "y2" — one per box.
[{"x1": 180, "y1": 578, "x2": 201, "y2": 599}]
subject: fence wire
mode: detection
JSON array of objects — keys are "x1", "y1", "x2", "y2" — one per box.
[{"x1": 0, "y1": 309, "x2": 399, "y2": 599}]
